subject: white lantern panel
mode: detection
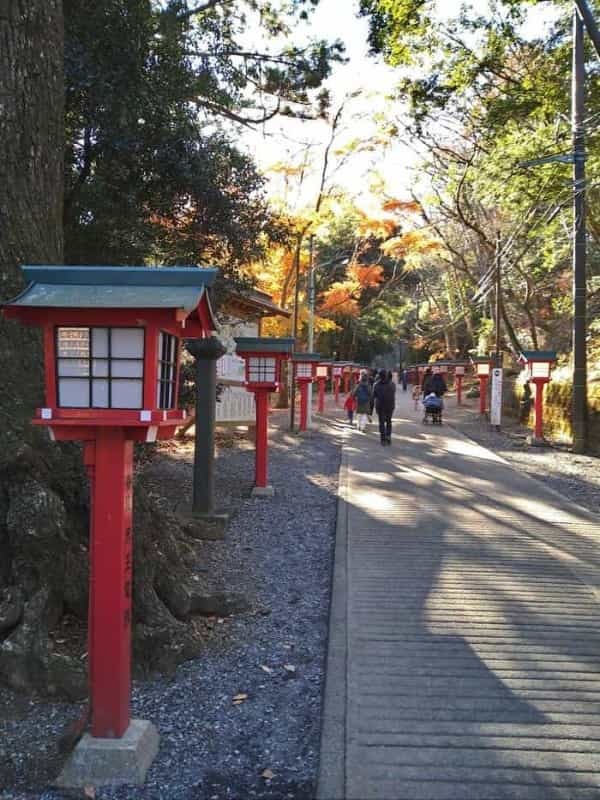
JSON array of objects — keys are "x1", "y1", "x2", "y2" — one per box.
[
  {"x1": 58, "y1": 378, "x2": 89, "y2": 407},
  {"x1": 530, "y1": 361, "x2": 550, "y2": 378},
  {"x1": 454, "y1": 366, "x2": 465, "y2": 375},
  {"x1": 92, "y1": 359, "x2": 109, "y2": 377},
  {"x1": 58, "y1": 358, "x2": 89, "y2": 377},
  {"x1": 112, "y1": 359, "x2": 144, "y2": 378},
  {"x1": 111, "y1": 380, "x2": 143, "y2": 408},
  {"x1": 477, "y1": 363, "x2": 490, "y2": 376},
  {"x1": 316, "y1": 366, "x2": 328, "y2": 378},
  {"x1": 111, "y1": 328, "x2": 144, "y2": 358},
  {"x1": 92, "y1": 379, "x2": 109, "y2": 408},
  {"x1": 57, "y1": 327, "x2": 89, "y2": 358},
  {"x1": 91, "y1": 327, "x2": 109, "y2": 358},
  {"x1": 296, "y1": 363, "x2": 313, "y2": 378},
  {"x1": 332, "y1": 367, "x2": 342, "y2": 377},
  {"x1": 248, "y1": 356, "x2": 277, "y2": 383}
]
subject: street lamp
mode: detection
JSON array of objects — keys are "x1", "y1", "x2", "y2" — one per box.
[
  {"x1": 518, "y1": 350, "x2": 557, "y2": 445},
  {"x1": 234, "y1": 337, "x2": 294, "y2": 496}
]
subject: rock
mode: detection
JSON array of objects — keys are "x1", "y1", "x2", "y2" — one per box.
[
  {"x1": 0, "y1": 587, "x2": 24, "y2": 637},
  {"x1": 189, "y1": 590, "x2": 251, "y2": 617},
  {"x1": 6, "y1": 478, "x2": 69, "y2": 597},
  {"x1": 0, "y1": 586, "x2": 65, "y2": 695}
]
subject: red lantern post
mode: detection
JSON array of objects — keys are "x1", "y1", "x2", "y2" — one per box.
[
  {"x1": 332, "y1": 364, "x2": 343, "y2": 406},
  {"x1": 472, "y1": 357, "x2": 493, "y2": 415},
  {"x1": 316, "y1": 362, "x2": 331, "y2": 413},
  {"x1": 2, "y1": 265, "x2": 218, "y2": 785},
  {"x1": 454, "y1": 365, "x2": 465, "y2": 405},
  {"x1": 342, "y1": 363, "x2": 351, "y2": 393},
  {"x1": 293, "y1": 353, "x2": 320, "y2": 431},
  {"x1": 234, "y1": 337, "x2": 294, "y2": 495},
  {"x1": 519, "y1": 351, "x2": 557, "y2": 444}
]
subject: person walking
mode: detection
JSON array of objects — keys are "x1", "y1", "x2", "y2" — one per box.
[
  {"x1": 431, "y1": 369, "x2": 447, "y2": 398},
  {"x1": 352, "y1": 370, "x2": 373, "y2": 432},
  {"x1": 421, "y1": 367, "x2": 434, "y2": 397},
  {"x1": 344, "y1": 391, "x2": 357, "y2": 426},
  {"x1": 373, "y1": 368, "x2": 396, "y2": 445},
  {"x1": 401, "y1": 368, "x2": 408, "y2": 391}
]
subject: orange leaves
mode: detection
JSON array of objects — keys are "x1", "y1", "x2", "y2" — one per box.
[
  {"x1": 381, "y1": 198, "x2": 421, "y2": 214},
  {"x1": 380, "y1": 230, "x2": 442, "y2": 259},
  {"x1": 349, "y1": 263, "x2": 384, "y2": 289},
  {"x1": 319, "y1": 284, "x2": 359, "y2": 317}
]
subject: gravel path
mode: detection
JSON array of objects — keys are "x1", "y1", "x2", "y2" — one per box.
[
  {"x1": 0, "y1": 411, "x2": 342, "y2": 800},
  {"x1": 446, "y1": 398, "x2": 600, "y2": 515}
]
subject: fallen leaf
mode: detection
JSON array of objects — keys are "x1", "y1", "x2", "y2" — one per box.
[
  {"x1": 84, "y1": 786, "x2": 96, "y2": 799},
  {"x1": 232, "y1": 693, "x2": 248, "y2": 704},
  {"x1": 283, "y1": 664, "x2": 296, "y2": 673},
  {"x1": 260, "y1": 665, "x2": 273, "y2": 674},
  {"x1": 261, "y1": 769, "x2": 275, "y2": 780}
]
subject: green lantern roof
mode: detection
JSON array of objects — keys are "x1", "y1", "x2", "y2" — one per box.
[
  {"x1": 4, "y1": 265, "x2": 218, "y2": 311},
  {"x1": 520, "y1": 350, "x2": 558, "y2": 362},
  {"x1": 292, "y1": 352, "x2": 321, "y2": 362},
  {"x1": 234, "y1": 337, "x2": 295, "y2": 354}
]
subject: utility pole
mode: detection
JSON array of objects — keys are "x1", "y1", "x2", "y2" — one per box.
[
  {"x1": 572, "y1": 8, "x2": 588, "y2": 453},
  {"x1": 494, "y1": 230, "x2": 502, "y2": 369},
  {"x1": 306, "y1": 234, "x2": 316, "y2": 427},
  {"x1": 575, "y1": 0, "x2": 600, "y2": 57}
]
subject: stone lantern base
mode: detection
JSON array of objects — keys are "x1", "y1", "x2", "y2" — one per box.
[{"x1": 56, "y1": 719, "x2": 159, "y2": 788}]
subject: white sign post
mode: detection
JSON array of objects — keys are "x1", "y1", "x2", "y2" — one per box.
[{"x1": 490, "y1": 367, "x2": 503, "y2": 427}]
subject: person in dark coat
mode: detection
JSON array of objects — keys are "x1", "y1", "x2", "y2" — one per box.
[
  {"x1": 421, "y1": 367, "x2": 433, "y2": 397},
  {"x1": 431, "y1": 370, "x2": 447, "y2": 397},
  {"x1": 373, "y1": 368, "x2": 396, "y2": 445}
]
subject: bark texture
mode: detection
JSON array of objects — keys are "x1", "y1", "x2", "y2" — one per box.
[{"x1": 0, "y1": 2, "x2": 212, "y2": 699}]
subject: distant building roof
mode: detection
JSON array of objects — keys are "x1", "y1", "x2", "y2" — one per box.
[{"x1": 222, "y1": 287, "x2": 291, "y2": 319}]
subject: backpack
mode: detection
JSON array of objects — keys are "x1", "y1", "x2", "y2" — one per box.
[{"x1": 355, "y1": 382, "x2": 370, "y2": 404}]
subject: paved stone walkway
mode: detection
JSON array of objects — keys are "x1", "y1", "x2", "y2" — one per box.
[{"x1": 317, "y1": 390, "x2": 600, "y2": 800}]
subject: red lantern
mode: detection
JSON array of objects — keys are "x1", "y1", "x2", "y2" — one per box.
[
  {"x1": 292, "y1": 352, "x2": 320, "y2": 431},
  {"x1": 518, "y1": 350, "x2": 557, "y2": 443},
  {"x1": 2, "y1": 266, "x2": 217, "y2": 764},
  {"x1": 471, "y1": 357, "x2": 494, "y2": 415},
  {"x1": 234, "y1": 337, "x2": 294, "y2": 494},
  {"x1": 316, "y1": 361, "x2": 331, "y2": 413}
]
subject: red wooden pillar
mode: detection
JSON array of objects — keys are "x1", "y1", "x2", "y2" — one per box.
[
  {"x1": 254, "y1": 388, "x2": 270, "y2": 487},
  {"x1": 89, "y1": 428, "x2": 134, "y2": 739},
  {"x1": 532, "y1": 379, "x2": 547, "y2": 440},
  {"x1": 343, "y1": 374, "x2": 350, "y2": 393},
  {"x1": 479, "y1": 375, "x2": 489, "y2": 415},
  {"x1": 299, "y1": 380, "x2": 309, "y2": 431},
  {"x1": 456, "y1": 375, "x2": 463, "y2": 405},
  {"x1": 317, "y1": 378, "x2": 326, "y2": 413},
  {"x1": 334, "y1": 377, "x2": 340, "y2": 406}
]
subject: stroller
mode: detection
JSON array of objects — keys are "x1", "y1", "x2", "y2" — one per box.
[{"x1": 422, "y1": 392, "x2": 443, "y2": 425}]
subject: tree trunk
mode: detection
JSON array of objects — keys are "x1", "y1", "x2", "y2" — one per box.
[
  {"x1": 0, "y1": 2, "x2": 211, "y2": 700},
  {"x1": 0, "y1": 0, "x2": 64, "y2": 453}
]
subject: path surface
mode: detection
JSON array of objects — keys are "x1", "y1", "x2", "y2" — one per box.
[{"x1": 318, "y1": 389, "x2": 600, "y2": 800}]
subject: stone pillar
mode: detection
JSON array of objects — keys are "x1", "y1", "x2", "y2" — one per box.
[{"x1": 184, "y1": 337, "x2": 228, "y2": 529}]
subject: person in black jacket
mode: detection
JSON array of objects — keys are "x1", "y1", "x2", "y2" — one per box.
[
  {"x1": 431, "y1": 370, "x2": 447, "y2": 397},
  {"x1": 373, "y1": 368, "x2": 396, "y2": 445}
]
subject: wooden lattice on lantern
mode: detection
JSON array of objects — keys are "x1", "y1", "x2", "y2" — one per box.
[
  {"x1": 3, "y1": 265, "x2": 217, "y2": 440},
  {"x1": 234, "y1": 337, "x2": 294, "y2": 389},
  {"x1": 518, "y1": 350, "x2": 557, "y2": 381},
  {"x1": 293, "y1": 352, "x2": 320, "y2": 380}
]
